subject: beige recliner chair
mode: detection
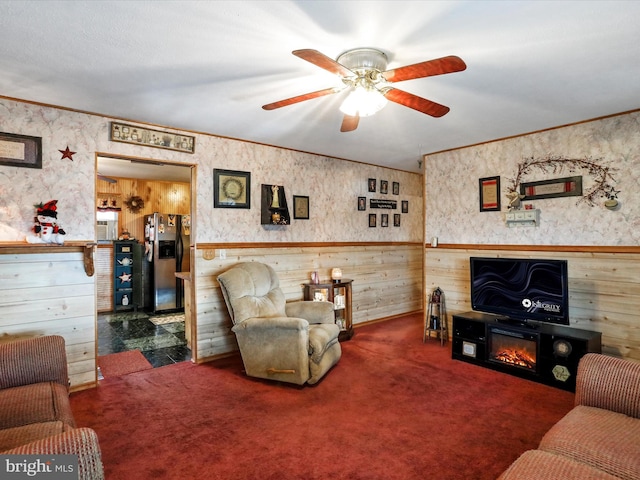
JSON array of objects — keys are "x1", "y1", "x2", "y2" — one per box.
[{"x1": 217, "y1": 262, "x2": 342, "y2": 385}]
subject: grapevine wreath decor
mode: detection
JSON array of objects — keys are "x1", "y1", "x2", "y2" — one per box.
[
  {"x1": 124, "y1": 195, "x2": 145, "y2": 213},
  {"x1": 508, "y1": 155, "x2": 619, "y2": 207}
]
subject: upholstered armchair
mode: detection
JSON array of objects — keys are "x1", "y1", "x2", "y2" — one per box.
[{"x1": 217, "y1": 262, "x2": 342, "y2": 385}]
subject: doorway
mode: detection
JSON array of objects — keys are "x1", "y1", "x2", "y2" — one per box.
[{"x1": 95, "y1": 155, "x2": 195, "y2": 373}]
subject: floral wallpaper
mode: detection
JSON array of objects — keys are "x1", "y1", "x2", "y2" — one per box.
[
  {"x1": 195, "y1": 136, "x2": 422, "y2": 243},
  {"x1": 0, "y1": 97, "x2": 423, "y2": 243},
  {"x1": 424, "y1": 111, "x2": 640, "y2": 246}
]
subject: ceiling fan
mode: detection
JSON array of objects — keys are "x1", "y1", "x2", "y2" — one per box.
[
  {"x1": 97, "y1": 173, "x2": 117, "y2": 184},
  {"x1": 262, "y1": 48, "x2": 466, "y2": 132}
]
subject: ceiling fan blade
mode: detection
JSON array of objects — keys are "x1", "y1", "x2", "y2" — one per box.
[
  {"x1": 292, "y1": 49, "x2": 355, "y2": 78},
  {"x1": 340, "y1": 114, "x2": 359, "y2": 132},
  {"x1": 97, "y1": 173, "x2": 117, "y2": 184},
  {"x1": 262, "y1": 87, "x2": 342, "y2": 110},
  {"x1": 383, "y1": 88, "x2": 450, "y2": 117},
  {"x1": 382, "y1": 55, "x2": 466, "y2": 83}
]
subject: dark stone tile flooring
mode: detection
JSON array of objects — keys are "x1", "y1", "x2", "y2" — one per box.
[{"x1": 98, "y1": 311, "x2": 191, "y2": 369}]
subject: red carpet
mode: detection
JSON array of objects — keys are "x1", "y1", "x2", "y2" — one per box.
[
  {"x1": 98, "y1": 350, "x2": 153, "y2": 379},
  {"x1": 72, "y1": 314, "x2": 574, "y2": 479}
]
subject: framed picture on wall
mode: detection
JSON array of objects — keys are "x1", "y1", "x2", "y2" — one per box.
[
  {"x1": 520, "y1": 176, "x2": 582, "y2": 200},
  {"x1": 479, "y1": 176, "x2": 501, "y2": 212},
  {"x1": 381, "y1": 213, "x2": 389, "y2": 227},
  {"x1": 392, "y1": 182, "x2": 399, "y2": 195},
  {"x1": 369, "y1": 213, "x2": 377, "y2": 227},
  {"x1": 293, "y1": 195, "x2": 310, "y2": 219},
  {"x1": 402, "y1": 200, "x2": 408, "y2": 213},
  {"x1": 0, "y1": 132, "x2": 42, "y2": 169},
  {"x1": 380, "y1": 180, "x2": 389, "y2": 194},
  {"x1": 110, "y1": 122, "x2": 195, "y2": 153},
  {"x1": 358, "y1": 196, "x2": 366, "y2": 211},
  {"x1": 214, "y1": 169, "x2": 251, "y2": 208},
  {"x1": 368, "y1": 178, "x2": 377, "y2": 192}
]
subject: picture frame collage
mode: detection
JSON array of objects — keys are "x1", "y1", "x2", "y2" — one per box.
[{"x1": 361, "y1": 178, "x2": 407, "y2": 228}]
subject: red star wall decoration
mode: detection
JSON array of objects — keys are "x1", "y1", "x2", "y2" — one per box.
[{"x1": 59, "y1": 146, "x2": 76, "y2": 161}]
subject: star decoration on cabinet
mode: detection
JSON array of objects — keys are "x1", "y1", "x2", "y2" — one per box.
[
  {"x1": 118, "y1": 272, "x2": 132, "y2": 284},
  {"x1": 59, "y1": 146, "x2": 76, "y2": 161}
]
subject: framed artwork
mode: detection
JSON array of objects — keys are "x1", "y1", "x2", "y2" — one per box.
[
  {"x1": 381, "y1": 213, "x2": 389, "y2": 227},
  {"x1": 392, "y1": 182, "x2": 400, "y2": 195},
  {"x1": 214, "y1": 169, "x2": 251, "y2": 208},
  {"x1": 358, "y1": 196, "x2": 366, "y2": 211},
  {"x1": 0, "y1": 132, "x2": 42, "y2": 169},
  {"x1": 369, "y1": 214, "x2": 377, "y2": 227},
  {"x1": 380, "y1": 180, "x2": 389, "y2": 194},
  {"x1": 402, "y1": 200, "x2": 408, "y2": 213},
  {"x1": 520, "y1": 176, "x2": 582, "y2": 200},
  {"x1": 293, "y1": 195, "x2": 310, "y2": 219},
  {"x1": 110, "y1": 122, "x2": 195, "y2": 153},
  {"x1": 394, "y1": 214, "x2": 401, "y2": 227},
  {"x1": 479, "y1": 176, "x2": 501, "y2": 212},
  {"x1": 368, "y1": 178, "x2": 376, "y2": 192}
]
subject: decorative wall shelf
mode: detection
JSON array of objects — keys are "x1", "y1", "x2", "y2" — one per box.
[
  {"x1": 261, "y1": 184, "x2": 290, "y2": 225},
  {"x1": 505, "y1": 209, "x2": 540, "y2": 228}
]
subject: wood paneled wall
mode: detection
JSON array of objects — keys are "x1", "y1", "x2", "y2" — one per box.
[
  {"x1": 425, "y1": 247, "x2": 640, "y2": 362},
  {"x1": 95, "y1": 245, "x2": 113, "y2": 312},
  {"x1": 0, "y1": 248, "x2": 96, "y2": 389},
  {"x1": 97, "y1": 177, "x2": 190, "y2": 241},
  {"x1": 192, "y1": 243, "x2": 423, "y2": 361}
]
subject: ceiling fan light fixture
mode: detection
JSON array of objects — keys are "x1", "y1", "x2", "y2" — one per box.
[
  {"x1": 265, "y1": 47, "x2": 465, "y2": 131},
  {"x1": 339, "y1": 86, "x2": 388, "y2": 117},
  {"x1": 337, "y1": 48, "x2": 388, "y2": 72}
]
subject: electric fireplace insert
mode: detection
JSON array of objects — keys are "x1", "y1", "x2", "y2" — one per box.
[{"x1": 488, "y1": 325, "x2": 539, "y2": 373}]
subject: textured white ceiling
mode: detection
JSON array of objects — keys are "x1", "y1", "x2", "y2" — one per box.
[{"x1": 1, "y1": 0, "x2": 639, "y2": 174}]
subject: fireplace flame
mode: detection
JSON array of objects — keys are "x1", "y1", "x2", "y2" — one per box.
[{"x1": 494, "y1": 349, "x2": 536, "y2": 370}]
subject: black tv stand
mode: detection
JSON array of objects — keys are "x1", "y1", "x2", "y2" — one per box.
[
  {"x1": 495, "y1": 317, "x2": 539, "y2": 329},
  {"x1": 452, "y1": 311, "x2": 602, "y2": 392}
]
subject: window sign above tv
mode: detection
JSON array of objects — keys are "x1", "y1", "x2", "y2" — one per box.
[{"x1": 470, "y1": 257, "x2": 569, "y2": 326}]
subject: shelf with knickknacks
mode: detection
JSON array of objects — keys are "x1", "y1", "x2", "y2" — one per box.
[
  {"x1": 304, "y1": 268, "x2": 354, "y2": 341},
  {"x1": 424, "y1": 287, "x2": 447, "y2": 345},
  {"x1": 505, "y1": 191, "x2": 540, "y2": 228},
  {"x1": 261, "y1": 184, "x2": 290, "y2": 225}
]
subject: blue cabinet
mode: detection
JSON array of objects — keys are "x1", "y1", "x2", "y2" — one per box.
[{"x1": 113, "y1": 241, "x2": 141, "y2": 311}]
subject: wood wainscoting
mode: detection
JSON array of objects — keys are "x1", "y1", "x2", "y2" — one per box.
[
  {"x1": 425, "y1": 245, "x2": 640, "y2": 363},
  {"x1": 0, "y1": 243, "x2": 97, "y2": 390},
  {"x1": 95, "y1": 244, "x2": 113, "y2": 312},
  {"x1": 192, "y1": 242, "x2": 423, "y2": 362}
]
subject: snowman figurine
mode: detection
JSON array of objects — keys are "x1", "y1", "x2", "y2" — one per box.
[{"x1": 26, "y1": 200, "x2": 66, "y2": 245}]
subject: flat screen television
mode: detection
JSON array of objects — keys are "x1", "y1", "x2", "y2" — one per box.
[{"x1": 470, "y1": 257, "x2": 569, "y2": 326}]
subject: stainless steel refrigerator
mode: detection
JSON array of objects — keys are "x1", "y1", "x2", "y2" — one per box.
[{"x1": 143, "y1": 212, "x2": 190, "y2": 313}]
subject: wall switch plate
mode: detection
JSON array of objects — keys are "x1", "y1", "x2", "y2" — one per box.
[{"x1": 219, "y1": 249, "x2": 226, "y2": 259}]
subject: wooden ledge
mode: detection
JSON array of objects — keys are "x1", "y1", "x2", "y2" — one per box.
[
  {"x1": 0, "y1": 242, "x2": 97, "y2": 276},
  {"x1": 0, "y1": 241, "x2": 93, "y2": 255}
]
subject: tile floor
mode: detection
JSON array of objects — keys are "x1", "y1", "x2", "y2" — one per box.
[{"x1": 98, "y1": 311, "x2": 191, "y2": 369}]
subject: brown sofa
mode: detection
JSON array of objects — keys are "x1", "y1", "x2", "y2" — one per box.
[
  {"x1": 498, "y1": 353, "x2": 640, "y2": 480},
  {"x1": 0, "y1": 335, "x2": 104, "y2": 480}
]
